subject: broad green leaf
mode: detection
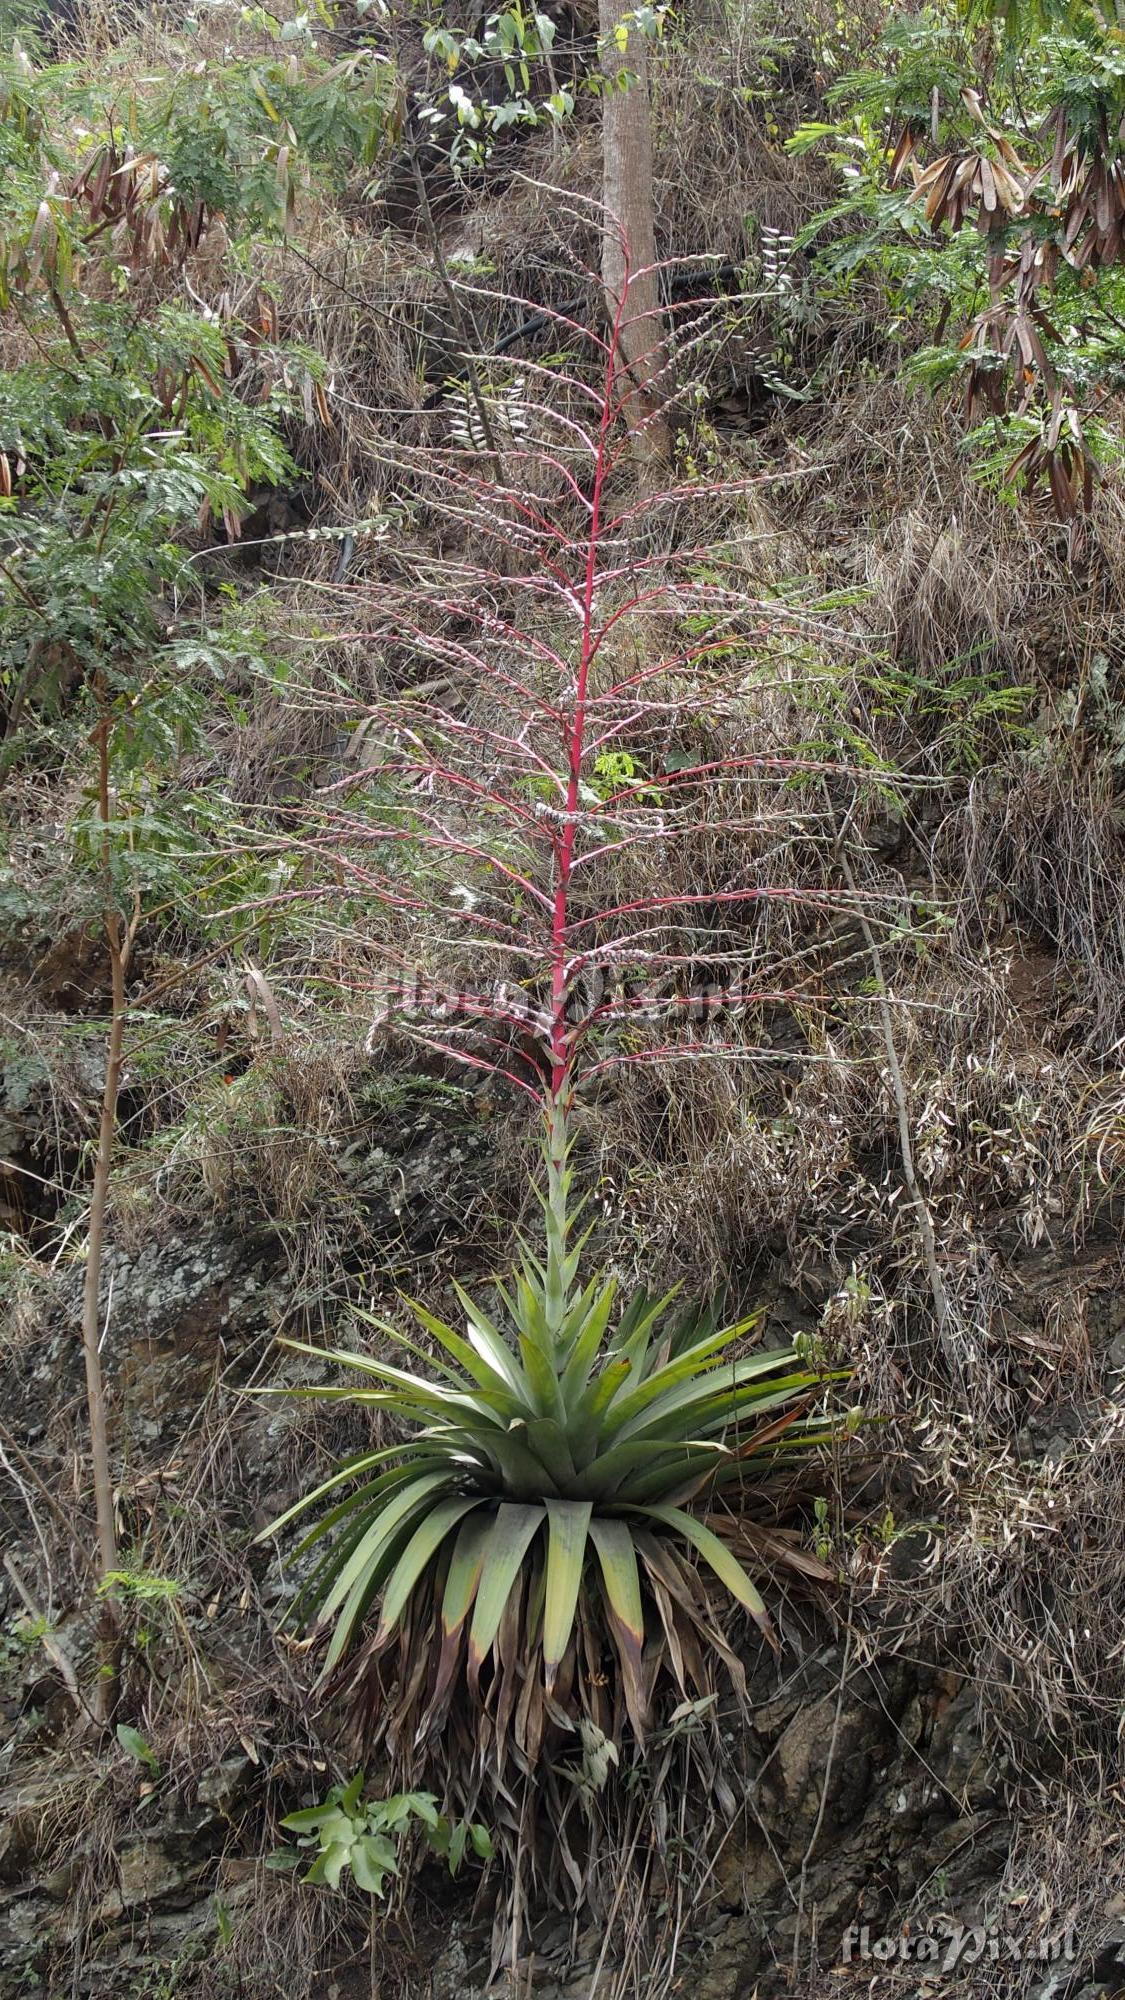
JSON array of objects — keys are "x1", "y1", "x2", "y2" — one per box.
[
  {"x1": 375, "y1": 1495, "x2": 482, "y2": 1640},
  {"x1": 350, "y1": 1833, "x2": 398, "y2": 1895},
  {"x1": 608, "y1": 1364, "x2": 823, "y2": 1449},
  {"x1": 557, "y1": 1278, "x2": 618, "y2": 1411},
  {"x1": 658, "y1": 1402, "x2": 815, "y2": 1505},
  {"x1": 318, "y1": 1472, "x2": 453, "y2": 1666},
  {"x1": 513, "y1": 1323, "x2": 567, "y2": 1421},
  {"x1": 292, "y1": 1462, "x2": 447, "y2": 1561},
  {"x1": 340, "y1": 1770, "x2": 365, "y2": 1814},
  {"x1": 624, "y1": 1443, "x2": 738, "y2": 1506},
  {"x1": 323, "y1": 1517, "x2": 423, "y2": 1672},
  {"x1": 398, "y1": 1791, "x2": 440, "y2": 1828},
  {"x1": 315, "y1": 1472, "x2": 450, "y2": 1623},
  {"x1": 467, "y1": 1423, "x2": 556, "y2": 1497},
  {"x1": 274, "y1": 1338, "x2": 502, "y2": 1425},
  {"x1": 466, "y1": 1502, "x2": 544, "y2": 1678},
  {"x1": 341, "y1": 1354, "x2": 507, "y2": 1424},
  {"x1": 568, "y1": 1354, "x2": 632, "y2": 1463},
  {"x1": 542, "y1": 1498, "x2": 591, "y2": 1687},
  {"x1": 254, "y1": 1444, "x2": 430, "y2": 1543},
  {"x1": 588, "y1": 1517, "x2": 646, "y2": 1739},
  {"x1": 449, "y1": 1281, "x2": 530, "y2": 1394},
  {"x1": 402, "y1": 1296, "x2": 529, "y2": 1411},
  {"x1": 289, "y1": 1498, "x2": 384, "y2": 1625},
  {"x1": 588, "y1": 1517, "x2": 643, "y2": 1645},
  {"x1": 585, "y1": 1438, "x2": 726, "y2": 1503},
  {"x1": 320, "y1": 1840, "x2": 352, "y2": 1890},
  {"x1": 608, "y1": 1285, "x2": 682, "y2": 1374},
  {"x1": 555, "y1": 1269, "x2": 605, "y2": 1361},
  {"x1": 280, "y1": 1803, "x2": 350, "y2": 1834},
  {"x1": 439, "y1": 1507, "x2": 492, "y2": 1637},
  {"x1": 604, "y1": 1329, "x2": 788, "y2": 1434},
  {"x1": 116, "y1": 1724, "x2": 159, "y2": 1772},
  {"x1": 627, "y1": 1503, "x2": 775, "y2": 1643},
  {"x1": 350, "y1": 1303, "x2": 482, "y2": 1388},
  {"x1": 523, "y1": 1416, "x2": 577, "y2": 1490}
]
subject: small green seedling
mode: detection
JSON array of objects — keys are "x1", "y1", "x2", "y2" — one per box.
[
  {"x1": 116, "y1": 1724, "x2": 160, "y2": 1776},
  {"x1": 279, "y1": 1775, "x2": 491, "y2": 1998},
  {"x1": 281, "y1": 1771, "x2": 490, "y2": 1891}
]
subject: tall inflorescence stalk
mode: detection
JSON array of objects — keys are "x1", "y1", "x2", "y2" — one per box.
[{"x1": 235, "y1": 223, "x2": 879, "y2": 1146}]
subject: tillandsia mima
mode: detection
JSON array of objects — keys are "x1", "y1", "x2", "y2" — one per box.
[
  {"x1": 260, "y1": 1097, "x2": 849, "y2": 1755},
  {"x1": 254, "y1": 236, "x2": 864, "y2": 1849}
]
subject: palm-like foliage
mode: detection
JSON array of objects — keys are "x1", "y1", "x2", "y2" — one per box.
[{"x1": 259, "y1": 1111, "x2": 847, "y2": 1761}]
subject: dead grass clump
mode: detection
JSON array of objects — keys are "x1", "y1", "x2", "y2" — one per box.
[
  {"x1": 867, "y1": 498, "x2": 1045, "y2": 685},
  {"x1": 201, "y1": 1863, "x2": 355, "y2": 2000},
  {"x1": 590, "y1": 1036, "x2": 862, "y2": 1291},
  {"x1": 789, "y1": 380, "x2": 1057, "y2": 668},
  {"x1": 880, "y1": 1396, "x2": 1125, "y2": 1788},
  {"x1": 147, "y1": 1046, "x2": 359, "y2": 1225},
  {"x1": 948, "y1": 744, "x2": 1125, "y2": 1051},
  {"x1": 651, "y1": 16, "x2": 835, "y2": 260},
  {"x1": 997, "y1": 1797, "x2": 1125, "y2": 2000}
]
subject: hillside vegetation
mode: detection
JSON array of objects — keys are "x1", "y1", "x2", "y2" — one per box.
[{"x1": 0, "y1": 0, "x2": 1123, "y2": 1996}]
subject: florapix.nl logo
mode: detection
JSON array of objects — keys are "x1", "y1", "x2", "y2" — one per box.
[{"x1": 840, "y1": 1918, "x2": 1079, "y2": 1973}]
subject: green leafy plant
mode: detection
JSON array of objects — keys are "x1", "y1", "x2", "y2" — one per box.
[
  {"x1": 420, "y1": 2, "x2": 573, "y2": 166},
  {"x1": 98, "y1": 1569, "x2": 181, "y2": 1604},
  {"x1": 279, "y1": 1774, "x2": 491, "y2": 2000},
  {"x1": 793, "y1": 0, "x2": 1125, "y2": 515},
  {"x1": 259, "y1": 1107, "x2": 844, "y2": 1755},
  {"x1": 280, "y1": 1772, "x2": 491, "y2": 1892},
  {"x1": 116, "y1": 1723, "x2": 161, "y2": 1775},
  {"x1": 0, "y1": 20, "x2": 400, "y2": 1725},
  {"x1": 412, "y1": 0, "x2": 669, "y2": 173}
]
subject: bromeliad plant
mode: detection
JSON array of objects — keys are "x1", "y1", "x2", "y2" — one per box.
[
  {"x1": 263, "y1": 1102, "x2": 844, "y2": 1762},
  {"x1": 252, "y1": 235, "x2": 877, "y2": 1882}
]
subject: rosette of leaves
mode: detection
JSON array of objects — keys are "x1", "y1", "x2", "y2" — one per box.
[{"x1": 258, "y1": 1111, "x2": 848, "y2": 1769}]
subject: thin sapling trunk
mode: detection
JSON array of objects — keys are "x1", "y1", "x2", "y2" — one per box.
[{"x1": 80, "y1": 690, "x2": 138, "y2": 1725}]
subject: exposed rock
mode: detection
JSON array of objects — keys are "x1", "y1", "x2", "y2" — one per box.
[
  {"x1": 196, "y1": 1754, "x2": 256, "y2": 1813},
  {"x1": 103, "y1": 1835, "x2": 208, "y2": 1918}
]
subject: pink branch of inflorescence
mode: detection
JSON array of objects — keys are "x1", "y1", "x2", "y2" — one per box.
[{"x1": 222, "y1": 250, "x2": 888, "y2": 1140}]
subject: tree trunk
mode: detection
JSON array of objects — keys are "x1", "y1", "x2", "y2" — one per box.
[{"x1": 598, "y1": 0, "x2": 668, "y2": 471}]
